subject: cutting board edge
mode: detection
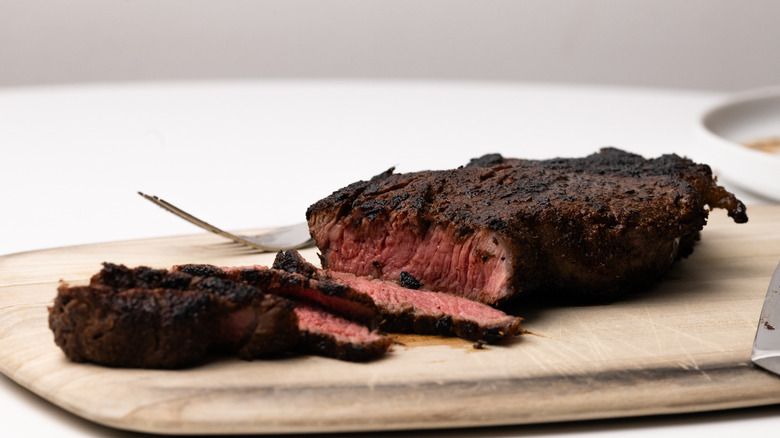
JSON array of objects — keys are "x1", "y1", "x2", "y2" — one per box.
[{"x1": 15, "y1": 355, "x2": 780, "y2": 435}]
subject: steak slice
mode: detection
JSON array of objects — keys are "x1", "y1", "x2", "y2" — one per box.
[
  {"x1": 173, "y1": 263, "x2": 378, "y2": 326},
  {"x1": 49, "y1": 263, "x2": 298, "y2": 368},
  {"x1": 306, "y1": 148, "x2": 748, "y2": 304},
  {"x1": 294, "y1": 304, "x2": 392, "y2": 362},
  {"x1": 273, "y1": 250, "x2": 522, "y2": 343}
]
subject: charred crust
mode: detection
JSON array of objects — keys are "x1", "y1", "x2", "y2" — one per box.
[
  {"x1": 371, "y1": 167, "x2": 396, "y2": 181},
  {"x1": 729, "y1": 199, "x2": 749, "y2": 223},
  {"x1": 91, "y1": 262, "x2": 136, "y2": 289},
  {"x1": 409, "y1": 194, "x2": 425, "y2": 210},
  {"x1": 392, "y1": 192, "x2": 410, "y2": 207},
  {"x1": 159, "y1": 271, "x2": 195, "y2": 290},
  {"x1": 194, "y1": 276, "x2": 259, "y2": 305},
  {"x1": 479, "y1": 326, "x2": 508, "y2": 343},
  {"x1": 306, "y1": 177, "x2": 377, "y2": 221},
  {"x1": 174, "y1": 264, "x2": 226, "y2": 279},
  {"x1": 465, "y1": 153, "x2": 506, "y2": 168},
  {"x1": 164, "y1": 289, "x2": 211, "y2": 324},
  {"x1": 316, "y1": 280, "x2": 353, "y2": 297},
  {"x1": 359, "y1": 199, "x2": 390, "y2": 221},
  {"x1": 235, "y1": 268, "x2": 267, "y2": 286},
  {"x1": 272, "y1": 250, "x2": 319, "y2": 277},
  {"x1": 434, "y1": 315, "x2": 453, "y2": 332},
  {"x1": 398, "y1": 271, "x2": 423, "y2": 290},
  {"x1": 487, "y1": 218, "x2": 508, "y2": 231},
  {"x1": 297, "y1": 331, "x2": 391, "y2": 362},
  {"x1": 458, "y1": 225, "x2": 474, "y2": 238},
  {"x1": 378, "y1": 312, "x2": 521, "y2": 343}
]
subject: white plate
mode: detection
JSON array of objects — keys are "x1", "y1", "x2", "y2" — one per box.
[{"x1": 698, "y1": 86, "x2": 780, "y2": 201}]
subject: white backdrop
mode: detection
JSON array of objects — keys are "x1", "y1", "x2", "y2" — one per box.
[{"x1": 1, "y1": 0, "x2": 779, "y2": 91}]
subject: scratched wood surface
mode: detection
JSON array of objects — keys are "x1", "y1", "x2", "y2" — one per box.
[{"x1": 1, "y1": 206, "x2": 780, "y2": 435}]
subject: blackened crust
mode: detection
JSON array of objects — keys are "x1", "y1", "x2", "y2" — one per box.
[
  {"x1": 466, "y1": 147, "x2": 748, "y2": 224},
  {"x1": 378, "y1": 310, "x2": 521, "y2": 343},
  {"x1": 296, "y1": 330, "x2": 392, "y2": 362}
]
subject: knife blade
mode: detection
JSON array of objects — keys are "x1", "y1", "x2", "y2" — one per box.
[{"x1": 751, "y1": 261, "x2": 780, "y2": 375}]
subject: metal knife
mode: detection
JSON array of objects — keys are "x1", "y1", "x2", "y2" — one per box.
[{"x1": 751, "y1": 261, "x2": 780, "y2": 375}]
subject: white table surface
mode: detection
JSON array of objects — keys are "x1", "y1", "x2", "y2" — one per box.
[{"x1": 0, "y1": 79, "x2": 777, "y2": 437}]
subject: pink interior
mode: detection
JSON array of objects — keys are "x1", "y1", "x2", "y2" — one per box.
[
  {"x1": 324, "y1": 270, "x2": 515, "y2": 325},
  {"x1": 314, "y1": 217, "x2": 512, "y2": 303},
  {"x1": 224, "y1": 265, "x2": 375, "y2": 323},
  {"x1": 294, "y1": 305, "x2": 383, "y2": 343}
]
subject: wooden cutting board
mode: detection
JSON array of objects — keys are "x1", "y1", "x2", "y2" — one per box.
[{"x1": 2, "y1": 206, "x2": 780, "y2": 435}]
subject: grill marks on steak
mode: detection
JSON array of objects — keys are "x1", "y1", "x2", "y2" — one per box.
[
  {"x1": 49, "y1": 264, "x2": 298, "y2": 368},
  {"x1": 273, "y1": 250, "x2": 522, "y2": 342},
  {"x1": 306, "y1": 148, "x2": 748, "y2": 304}
]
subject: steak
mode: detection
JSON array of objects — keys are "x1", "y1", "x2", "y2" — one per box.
[
  {"x1": 273, "y1": 250, "x2": 522, "y2": 342},
  {"x1": 306, "y1": 148, "x2": 747, "y2": 304},
  {"x1": 49, "y1": 263, "x2": 299, "y2": 368}
]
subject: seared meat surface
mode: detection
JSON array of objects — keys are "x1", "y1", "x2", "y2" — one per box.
[
  {"x1": 307, "y1": 148, "x2": 747, "y2": 304},
  {"x1": 466, "y1": 148, "x2": 747, "y2": 224}
]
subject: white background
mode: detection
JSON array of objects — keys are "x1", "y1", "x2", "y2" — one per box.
[{"x1": 2, "y1": 0, "x2": 780, "y2": 91}]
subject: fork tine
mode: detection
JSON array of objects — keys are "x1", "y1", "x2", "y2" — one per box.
[{"x1": 137, "y1": 192, "x2": 279, "y2": 251}]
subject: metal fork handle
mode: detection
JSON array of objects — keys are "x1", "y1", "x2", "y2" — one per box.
[{"x1": 138, "y1": 192, "x2": 296, "y2": 252}]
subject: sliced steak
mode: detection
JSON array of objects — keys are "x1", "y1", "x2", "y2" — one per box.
[
  {"x1": 273, "y1": 250, "x2": 522, "y2": 343},
  {"x1": 172, "y1": 262, "x2": 392, "y2": 361},
  {"x1": 50, "y1": 262, "x2": 393, "y2": 368},
  {"x1": 306, "y1": 148, "x2": 747, "y2": 304},
  {"x1": 173, "y1": 263, "x2": 378, "y2": 326},
  {"x1": 49, "y1": 263, "x2": 298, "y2": 368}
]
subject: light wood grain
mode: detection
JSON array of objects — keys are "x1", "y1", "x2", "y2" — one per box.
[{"x1": 2, "y1": 207, "x2": 780, "y2": 434}]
